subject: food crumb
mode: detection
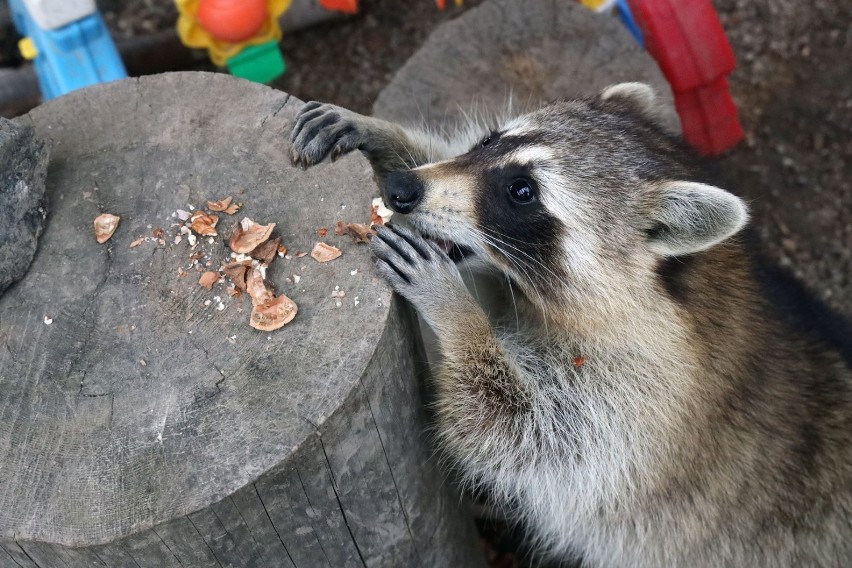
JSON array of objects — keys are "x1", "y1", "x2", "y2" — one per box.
[
  {"x1": 43, "y1": 315, "x2": 53, "y2": 325},
  {"x1": 371, "y1": 197, "x2": 393, "y2": 226},
  {"x1": 139, "y1": 359, "x2": 146, "y2": 367},
  {"x1": 129, "y1": 237, "x2": 146, "y2": 248},
  {"x1": 311, "y1": 242, "x2": 342, "y2": 263},
  {"x1": 350, "y1": 269, "x2": 358, "y2": 276},
  {"x1": 94, "y1": 213, "x2": 120, "y2": 243},
  {"x1": 190, "y1": 211, "x2": 219, "y2": 237},
  {"x1": 199, "y1": 271, "x2": 219, "y2": 289},
  {"x1": 229, "y1": 217, "x2": 276, "y2": 253}
]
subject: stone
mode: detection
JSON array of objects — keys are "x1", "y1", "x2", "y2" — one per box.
[{"x1": 0, "y1": 118, "x2": 48, "y2": 295}]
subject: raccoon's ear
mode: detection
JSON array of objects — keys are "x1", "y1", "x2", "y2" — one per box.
[
  {"x1": 599, "y1": 82, "x2": 663, "y2": 123},
  {"x1": 644, "y1": 181, "x2": 749, "y2": 257}
]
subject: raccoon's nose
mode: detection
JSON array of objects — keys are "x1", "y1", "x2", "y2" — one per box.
[{"x1": 384, "y1": 170, "x2": 424, "y2": 214}]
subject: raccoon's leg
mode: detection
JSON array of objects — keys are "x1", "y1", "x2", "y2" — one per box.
[
  {"x1": 371, "y1": 225, "x2": 532, "y2": 431},
  {"x1": 289, "y1": 102, "x2": 456, "y2": 180}
]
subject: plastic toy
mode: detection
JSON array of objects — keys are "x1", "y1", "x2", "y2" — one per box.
[
  {"x1": 176, "y1": 0, "x2": 291, "y2": 84},
  {"x1": 9, "y1": 0, "x2": 127, "y2": 100},
  {"x1": 320, "y1": 0, "x2": 358, "y2": 13},
  {"x1": 627, "y1": 0, "x2": 744, "y2": 155},
  {"x1": 615, "y1": 0, "x2": 644, "y2": 47},
  {"x1": 581, "y1": 0, "x2": 644, "y2": 46},
  {"x1": 435, "y1": 0, "x2": 463, "y2": 9}
]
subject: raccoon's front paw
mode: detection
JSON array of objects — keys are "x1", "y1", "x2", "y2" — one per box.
[
  {"x1": 371, "y1": 224, "x2": 466, "y2": 316},
  {"x1": 290, "y1": 102, "x2": 365, "y2": 168}
]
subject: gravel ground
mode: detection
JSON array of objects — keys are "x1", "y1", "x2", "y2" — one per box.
[{"x1": 715, "y1": 0, "x2": 852, "y2": 316}]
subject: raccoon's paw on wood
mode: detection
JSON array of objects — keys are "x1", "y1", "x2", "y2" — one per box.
[
  {"x1": 371, "y1": 224, "x2": 465, "y2": 313},
  {"x1": 290, "y1": 101, "x2": 364, "y2": 168}
]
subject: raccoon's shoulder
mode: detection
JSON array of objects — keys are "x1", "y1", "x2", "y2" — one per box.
[{"x1": 746, "y1": 232, "x2": 852, "y2": 369}]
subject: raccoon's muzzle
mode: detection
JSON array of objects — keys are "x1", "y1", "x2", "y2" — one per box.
[{"x1": 383, "y1": 170, "x2": 424, "y2": 214}]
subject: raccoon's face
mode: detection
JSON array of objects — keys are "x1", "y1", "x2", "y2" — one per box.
[{"x1": 383, "y1": 83, "x2": 748, "y2": 311}]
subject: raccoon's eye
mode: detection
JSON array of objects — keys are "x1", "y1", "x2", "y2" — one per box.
[
  {"x1": 507, "y1": 178, "x2": 537, "y2": 204},
  {"x1": 481, "y1": 134, "x2": 494, "y2": 147}
]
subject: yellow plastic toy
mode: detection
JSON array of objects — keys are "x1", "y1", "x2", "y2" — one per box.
[{"x1": 176, "y1": 0, "x2": 290, "y2": 67}]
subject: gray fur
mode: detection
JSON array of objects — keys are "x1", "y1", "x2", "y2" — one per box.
[{"x1": 291, "y1": 84, "x2": 852, "y2": 567}]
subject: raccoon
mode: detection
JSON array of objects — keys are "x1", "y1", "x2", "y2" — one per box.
[{"x1": 289, "y1": 83, "x2": 852, "y2": 567}]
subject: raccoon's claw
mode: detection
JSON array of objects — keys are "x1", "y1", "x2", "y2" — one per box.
[
  {"x1": 290, "y1": 102, "x2": 362, "y2": 168},
  {"x1": 371, "y1": 225, "x2": 465, "y2": 311}
]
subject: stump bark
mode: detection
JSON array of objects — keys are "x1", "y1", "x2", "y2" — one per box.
[
  {"x1": 0, "y1": 72, "x2": 484, "y2": 568},
  {"x1": 374, "y1": 0, "x2": 678, "y2": 132},
  {"x1": 0, "y1": 118, "x2": 48, "y2": 295}
]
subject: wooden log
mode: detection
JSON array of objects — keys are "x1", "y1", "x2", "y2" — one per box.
[
  {"x1": 0, "y1": 72, "x2": 484, "y2": 568},
  {"x1": 374, "y1": 0, "x2": 679, "y2": 132}
]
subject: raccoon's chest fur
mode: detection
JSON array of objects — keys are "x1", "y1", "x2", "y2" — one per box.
[{"x1": 461, "y1": 277, "x2": 852, "y2": 567}]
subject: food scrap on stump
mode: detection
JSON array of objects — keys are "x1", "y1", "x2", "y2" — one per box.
[
  {"x1": 225, "y1": 220, "x2": 298, "y2": 331},
  {"x1": 199, "y1": 271, "x2": 219, "y2": 290},
  {"x1": 250, "y1": 295, "x2": 298, "y2": 331},
  {"x1": 207, "y1": 196, "x2": 241, "y2": 214},
  {"x1": 229, "y1": 217, "x2": 276, "y2": 253},
  {"x1": 311, "y1": 242, "x2": 342, "y2": 263},
  {"x1": 371, "y1": 197, "x2": 393, "y2": 226},
  {"x1": 190, "y1": 211, "x2": 219, "y2": 236},
  {"x1": 222, "y1": 261, "x2": 250, "y2": 291},
  {"x1": 249, "y1": 237, "x2": 281, "y2": 263},
  {"x1": 94, "y1": 213, "x2": 120, "y2": 244},
  {"x1": 246, "y1": 266, "x2": 297, "y2": 331}
]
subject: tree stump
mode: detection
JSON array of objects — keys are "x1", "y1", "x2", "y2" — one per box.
[
  {"x1": 0, "y1": 72, "x2": 484, "y2": 568},
  {"x1": 374, "y1": 0, "x2": 678, "y2": 132}
]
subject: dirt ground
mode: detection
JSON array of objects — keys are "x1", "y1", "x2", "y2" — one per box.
[{"x1": 1, "y1": 0, "x2": 849, "y2": 565}]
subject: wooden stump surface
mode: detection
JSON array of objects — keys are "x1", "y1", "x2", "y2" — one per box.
[
  {"x1": 374, "y1": 0, "x2": 679, "y2": 133},
  {"x1": 0, "y1": 72, "x2": 484, "y2": 568}
]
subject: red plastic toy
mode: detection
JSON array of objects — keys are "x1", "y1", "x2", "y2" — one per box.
[
  {"x1": 197, "y1": 0, "x2": 269, "y2": 43},
  {"x1": 627, "y1": 0, "x2": 744, "y2": 156},
  {"x1": 320, "y1": 0, "x2": 358, "y2": 14}
]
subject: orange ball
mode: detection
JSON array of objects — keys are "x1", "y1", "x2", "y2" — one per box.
[{"x1": 197, "y1": 0, "x2": 269, "y2": 43}]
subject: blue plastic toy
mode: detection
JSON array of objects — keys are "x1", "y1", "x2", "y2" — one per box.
[
  {"x1": 616, "y1": 0, "x2": 644, "y2": 47},
  {"x1": 9, "y1": 0, "x2": 127, "y2": 100}
]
